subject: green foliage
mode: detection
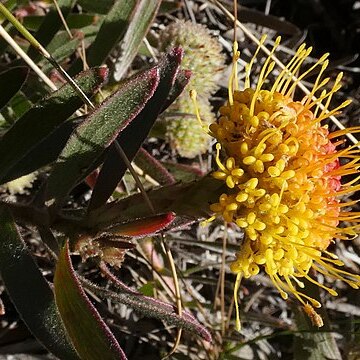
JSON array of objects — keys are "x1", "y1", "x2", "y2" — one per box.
[
  {"x1": 0, "y1": 68, "x2": 107, "y2": 183},
  {"x1": 0, "y1": 2, "x2": 217, "y2": 359},
  {"x1": 45, "y1": 67, "x2": 159, "y2": 206},
  {"x1": 54, "y1": 242, "x2": 126, "y2": 360},
  {"x1": 0, "y1": 207, "x2": 79, "y2": 359}
]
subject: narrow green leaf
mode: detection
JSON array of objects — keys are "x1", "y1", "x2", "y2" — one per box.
[
  {"x1": 0, "y1": 67, "x2": 108, "y2": 184},
  {"x1": 293, "y1": 311, "x2": 342, "y2": 360},
  {"x1": 41, "y1": 31, "x2": 81, "y2": 73},
  {"x1": 0, "y1": 67, "x2": 28, "y2": 111},
  {"x1": 0, "y1": 207, "x2": 79, "y2": 360},
  {"x1": 134, "y1": 147, "x2": 175, "y2": 185},
  {"x1": 238, "y1": 7, "x2": 301, "y2": 35},
  {"x1": 161, "y1": 161, "x2": 204, "y2": 182},
  {"x1": 159, "y1": 1, "x2": 183, "y2": 15},
  {"x1": 70, "y1": 0, "x2": 137, "y2": 74},
  {"x1": 22, "y1": 15, "x2": 43, "y2": 31},
  {"x1": 3, "y1": 91, "x2": 32, "y2": 122},
  {"x1": 66, "y1": 13, "x2": 101, "y2": 29},
  {"x1": 54, "y1": 241, "x2": 126, "y2": 360},
  {"x1": 77, "y1": 0, "x2": 115, "y2": 15},
  {"x1": 26, "y1": 0, "x2": 75, "y2": 61},
  {"x1": 2, "y1": 118, "x2": 79, "y2": 183},
  {"x1": 93, "y1": 264, "x2": 213, "y2": 342},
  {"x1": 88, "y1": 48, "x2": 182, "y2": 210},
  {"x1": 84, "y1": 175, "x2": 224, "y2": 230},
  {"x1": 161, "y1": 69, "x2": 192, "y2": 113},
  {"x1": 113, "y1": 0, "x2": 161, "y2": 80},
  {"x1": 45, "y1": 67, "x2": 160, "y2": 205}
]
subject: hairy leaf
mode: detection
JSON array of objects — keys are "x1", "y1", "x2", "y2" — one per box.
[
  {"x1": 83, "y1": 176, "x2": 223, "y2": 229},
  {"x1": 134, "y1": 147, "x2": 175, "y2": 185},
  {"x1": 45, "y1": 67, "x2": 160, "y2": 205},
  {"x1": 0, "y1": 67, "x2": 108, "y2": 184},
  {"x1": 93, "y1": 264, "x2": 213, "y2": 342},
  {"x1": 88, "y1": 48, "x2": 183, "y2": 210},
  {"x1": 54, "y1": 241, "x2": 126, "y2": 360},
  {"x1": 0, "y1": 207, "x2": 78, "y2": 359},
  {"x1": 101, "y1": 212, "x2": 176, "y2": 237}
]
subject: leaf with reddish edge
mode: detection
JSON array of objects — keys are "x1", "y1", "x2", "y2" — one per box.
[
  {"x1": 45, "y1": 66, "x2": 160, "y2": 206},
  {"x1": 161, "y1": 161, "x2": 205, "y2": 182},
  {"x1": 0, "y1": 67, "x2": 108, "y2": 184},
  {"x1": 54, "y1": 241, "x2": 127, "y2": 360},
  {"x1": 88, "y1": 48, "x2": 184, "y2": 211},
  {"x1": 70, "y1": 213, "x2": 176, "y2": 253},
  {"x1": 84, "y1": 176, "x2": 224, "y2": 229},
  {"x1": 0, "y1": 207, "x2": 79, "y2": 360},
  {"x1": 134, "y1": 147, "x2": 175, "y2": 185},
  {"x1": 97, "y1": 263, "x2": 212, "y2": 343},
  {"x1": 161, "y1": 69, "x2": 192, "y2": 113},
  {"x1": 104, "y1": 212, "x2": 176, "y2": 237}
]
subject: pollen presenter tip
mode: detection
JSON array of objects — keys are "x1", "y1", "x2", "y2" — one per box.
[{"x1": 208, "y1": 35, "x2": 360, "y2": 329}]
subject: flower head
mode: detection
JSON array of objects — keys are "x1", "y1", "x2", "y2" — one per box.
[{"x1": 202, "y1": 35, "x2": 360, "y2": 329}]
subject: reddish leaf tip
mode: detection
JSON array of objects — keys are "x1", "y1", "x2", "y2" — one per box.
[
  {"x1": 98, "y1": 66, "x2": 109, "y2": 81},
  {"x1": 170, "y1": 47, "x2": 184, "y2": 61},
  {"x1": 183, "y1": 69, "x2": 192, "y2": 79},
  {"x1": 165, "y1": 211, "x2": 176, "y2": 223}
]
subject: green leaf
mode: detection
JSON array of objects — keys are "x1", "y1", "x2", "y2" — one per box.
[
  {"x1": 88, "y1": 48, "x2": 182, "y2": 210},
  {"x1": 0, "y1": 207, "x2": 79, "y2": 360},
  {"x1": 3, "y1": 91, "x2": 32, "y2": 122},
  {"x1": 69, "y1": 0, "x2": 137, "y2": 74},
  {"x1": 54, "y1": 241, "x2": 126, "y2": 360},
  {"x1": 27, "y1": 0, "x2": 75, "y2": 61},
  {"x1": 134, "y1": 147, "x2": 175, "y2": 185},
  {"x1": 77, "y1": 0, "x2": 115, "y2": 14},
  {"x1": 0, "y1": 67, "x2": 108, "y2": 184},
  {"x1": 22, "y1": 15, "x2": 43, "y2": 31},
  {"x1": 45, "y1": 67, "x2": 160, "y2": 205},
  {"x1": 66, "y1": 13, "x2": 102, "y2": 29},
  {"x1": 91, "y1": 264, "x2": 213, "y2": 342},
  {"x1": 41, "y1": 31, "x2": 81, "y2": 73},
  {"x1": 2, "y1": 118, "x2": 78, "y2": 183},
  {"x1": 83, "y1": 176, "x2": 224, "y2": 230},
  {"x1": 0, "y1": 67, "x2": 28, "y2": 111},
  {"x1": 161, "y1": 69, "x2": 191, "y2": 113},
  {"x1": 161, "y1": 161, "x2": 204, "y2": 182},
  {"x1": 113, "y1": 0, "x2": 161, "y2": 80}
]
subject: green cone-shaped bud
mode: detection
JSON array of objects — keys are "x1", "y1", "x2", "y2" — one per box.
[
  {"x1": 159, "y1": 20, "x2": 224, "y2": 158},
  {"x1": 159, "y1": 20, "x2": 225, "y2": 96},
  {"x1": 165, "y1": 95, "x2": 214, "y2": 158}
]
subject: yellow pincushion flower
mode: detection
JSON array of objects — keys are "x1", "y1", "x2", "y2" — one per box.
[{"x1": 196, "y1": 35, "x2": 360, "y2": 329}]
